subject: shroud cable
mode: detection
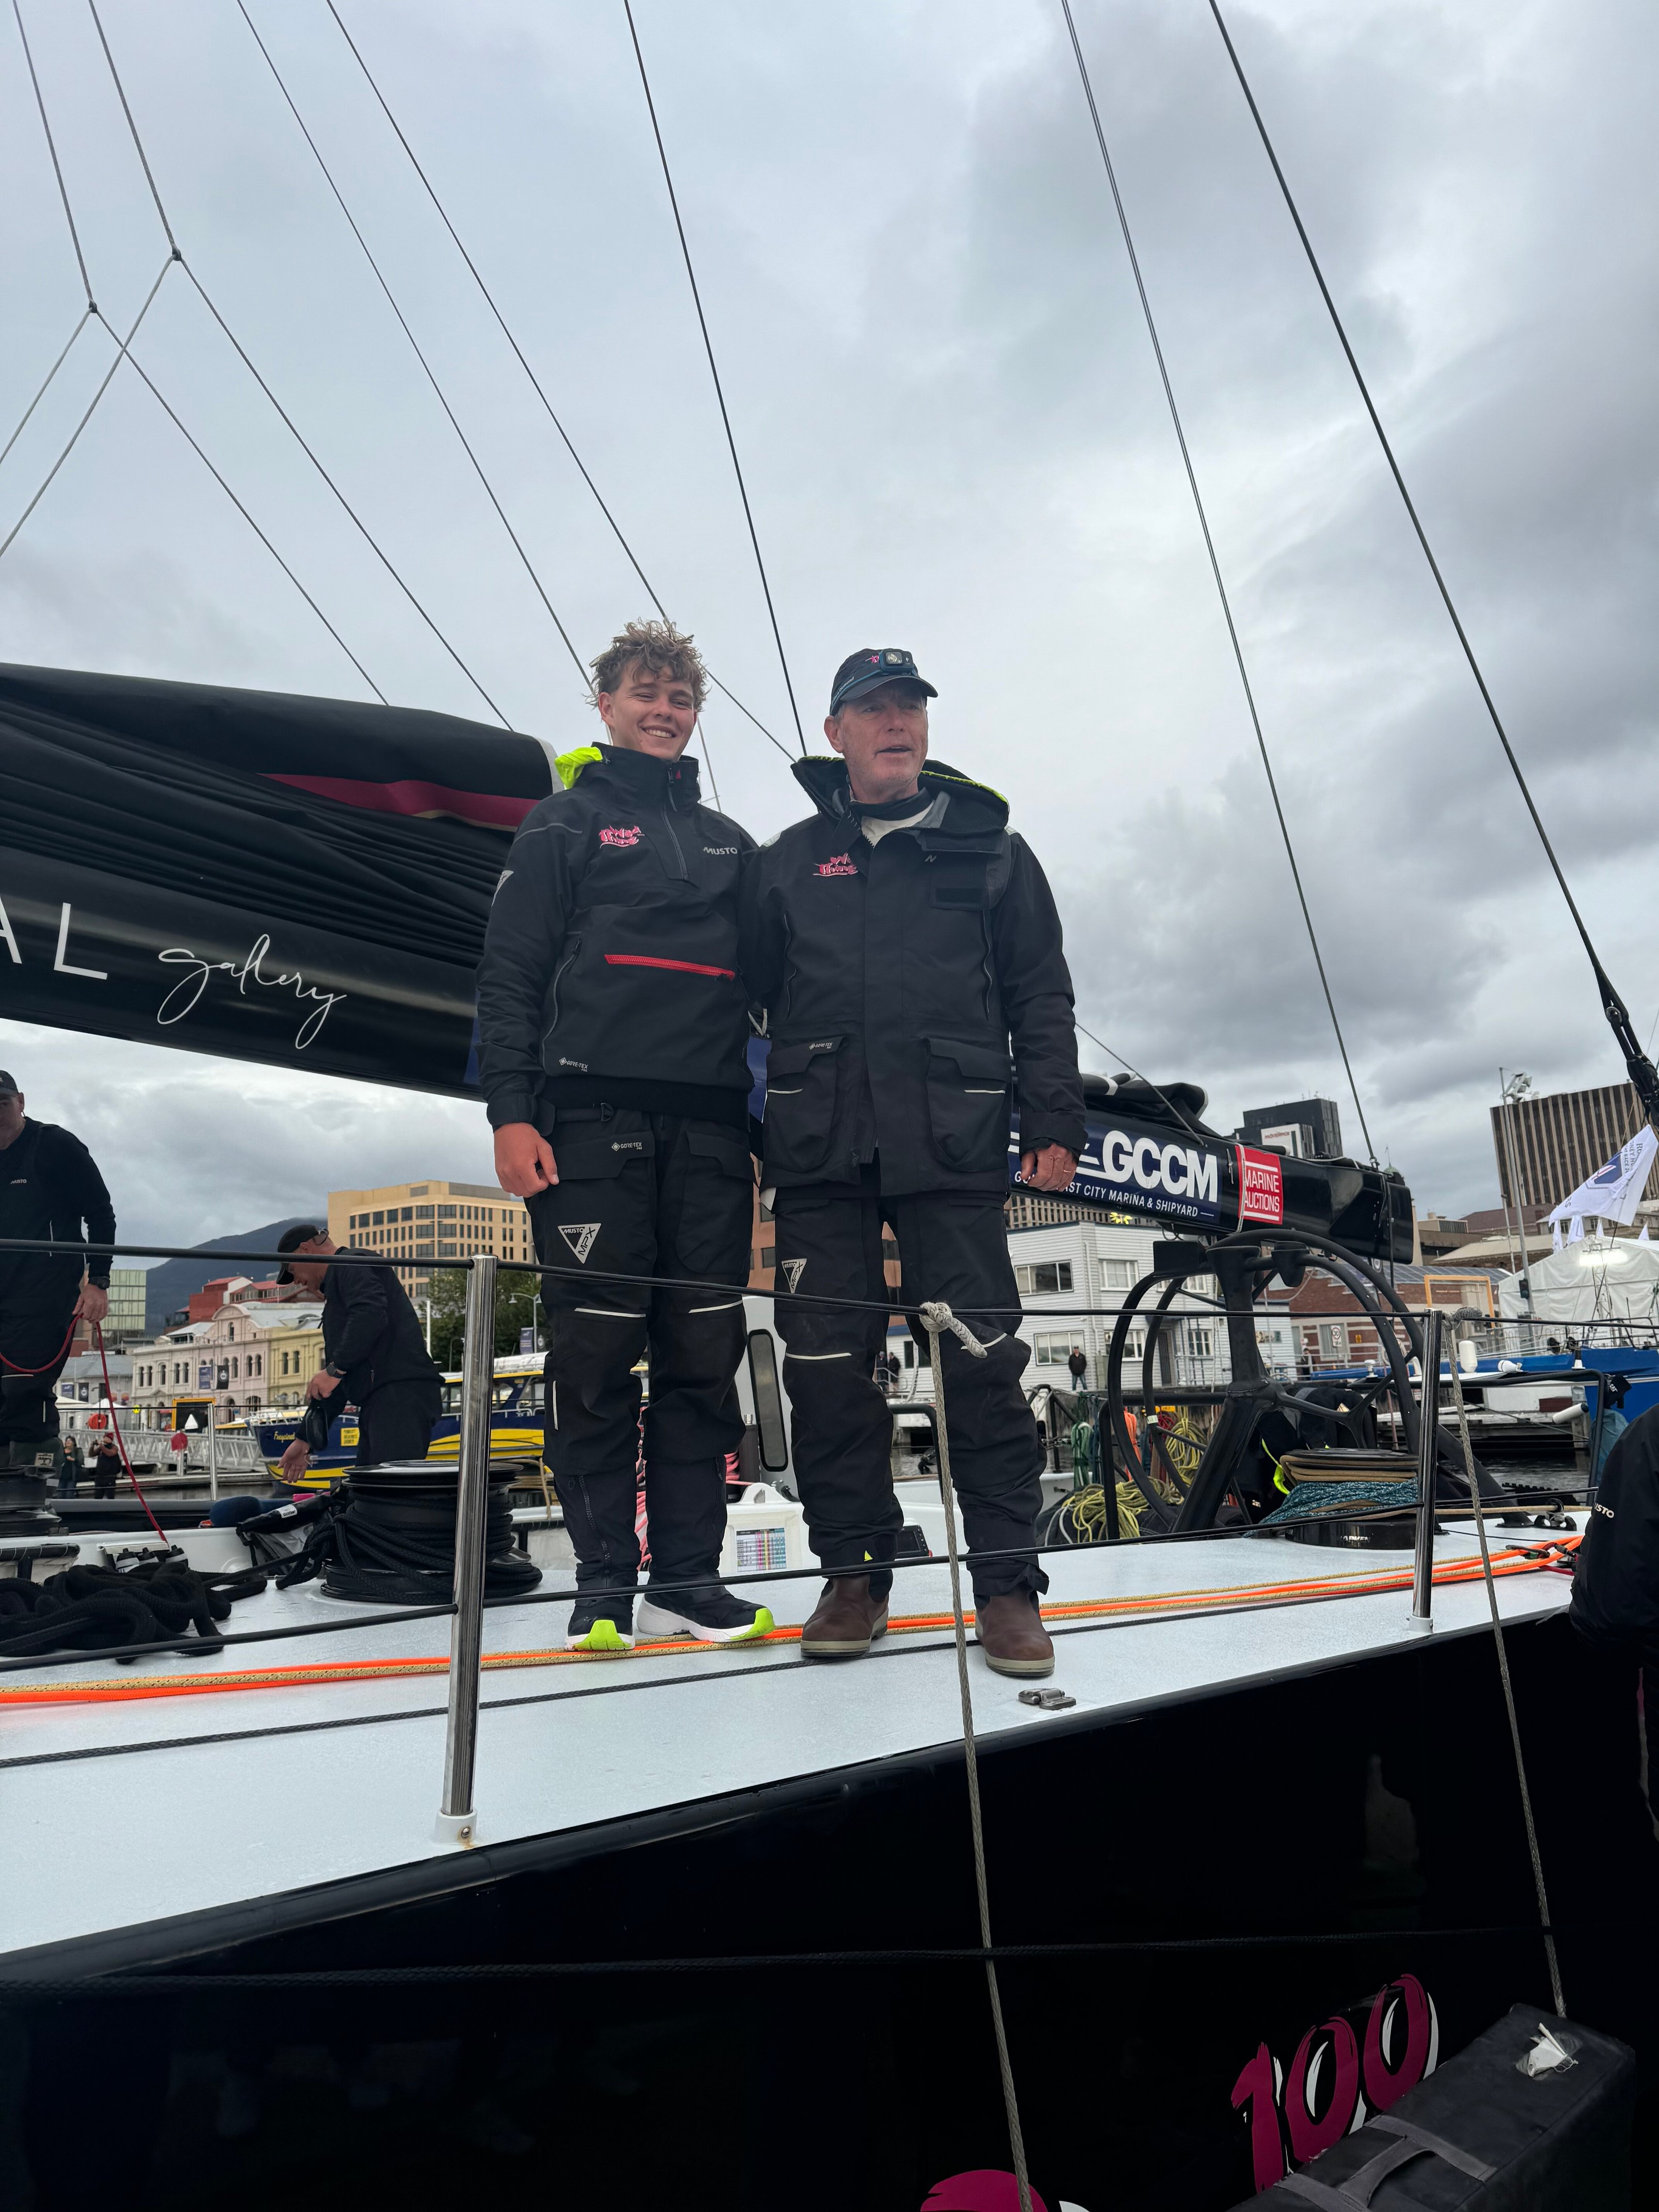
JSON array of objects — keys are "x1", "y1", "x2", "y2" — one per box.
[
  {"x1": 1206, "y1": 0, "x2": 1659, "y2": 1133},
  {"x1": 622, "y1": 0, "x2": 808, "y2": 756},
  {"x1": 323, "y1": 0, "x2": 792, "y2": 766},
  {"x1": 84, "y1": 0, "x2": 512, "y2": 726},
  {"x1": 234, "y1": 0, "x2": 589, "y2": 692},
  {"x1": 1058, "y1": 0, "x2": 1377, "y2": 1163}
]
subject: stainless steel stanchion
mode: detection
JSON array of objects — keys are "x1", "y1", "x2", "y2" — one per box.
[
  {"x1": 1408, "y1": 1309, "x2": 1442, "y2": 1633},
  {"x1": 435, "y1": 1255, "x2": 495, "y2": 1845}
]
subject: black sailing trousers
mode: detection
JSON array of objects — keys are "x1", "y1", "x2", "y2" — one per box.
[
  {"x1": 527, "y1": 1108, "x2": 753, "y2": 1593},
  {"x1": 0, "y1": 1277, "x2": 78, "y2": 1453},
  {"x1": 772, "y1": 1182, "x2": 1048, "y2": 1601}
]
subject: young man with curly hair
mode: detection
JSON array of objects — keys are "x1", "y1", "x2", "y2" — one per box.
[{"x1": 477, "y1": 621, "x2": 768, "y2": 1652}]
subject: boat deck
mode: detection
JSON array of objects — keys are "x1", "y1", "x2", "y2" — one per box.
[{"x1": 0, "y1": 1520, "x2": 1574, "y2": 1970}]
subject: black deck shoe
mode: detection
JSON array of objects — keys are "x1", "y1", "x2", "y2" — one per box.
[{"x1": 635, "y1": 1583, "x2": 775, "y2": 1645}]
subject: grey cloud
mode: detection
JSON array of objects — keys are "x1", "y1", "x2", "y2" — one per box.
[{"x1": 2, "y1": 0, "x2": 1656, "y2": 1228}]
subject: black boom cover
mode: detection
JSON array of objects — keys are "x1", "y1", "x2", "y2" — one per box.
[{"x1": 0, "y1": 661, "x2": 555, "y2": 1096}]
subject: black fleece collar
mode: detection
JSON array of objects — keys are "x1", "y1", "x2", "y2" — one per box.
[
  {"x1": 790, "y1": 754, "x2": 1008, "y2": 834},
  {"x1": 589, "y1": 742, "x2": 703, "y2": 812}
]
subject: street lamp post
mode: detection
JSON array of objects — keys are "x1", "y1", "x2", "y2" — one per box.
[{"x1": 1497, "y1": 1069, "x2": 1532, "y2": 1294}]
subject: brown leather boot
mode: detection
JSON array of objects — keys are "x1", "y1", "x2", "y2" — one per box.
[
  {"x1": 975, "y1": 1591, "x2": 1055, "y2": 1678},
  {"x1": 800, "y1": 1575, "x2": 889, "y2": 1660}
]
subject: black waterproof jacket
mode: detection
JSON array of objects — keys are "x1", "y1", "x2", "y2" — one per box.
[
  {"x1": 475, "y1": 744, "x2": 754, "y2": 1131},
  {"x1": 321, "y1": 1251, "x2": 439, "y2": 1407},
  {"x1": 1571, "y1": 1401, "x2": 1659, "y2": 1651},
  {"x1": 0, "y1": 1118, "x2": 116, "y2": 1298},
  {"x1": 739, "y1": 758, "x2": 1085, "y2": 1197}
]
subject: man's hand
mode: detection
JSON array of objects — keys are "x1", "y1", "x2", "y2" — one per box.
[
  {"x1": 495, "y1": 1121, "x2": 558, "y2": 1196},
  {"x1": 74, "y1": 1282, "x2": 109, "y2": 1326},
  {"x1": 280, "y1": 1440, "x2": 311, "y2": 1483},
  {"x1": 305, "y1": 1368, "x2": 340, "y2": 1402},
  {"x1": 1019, "y1": 1143, "x2": 1080, "y2": 1194}
]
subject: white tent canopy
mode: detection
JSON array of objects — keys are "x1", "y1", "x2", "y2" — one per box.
[{"x1": 1499, "y1": 1233, "x2": 1659, "y2": 1331}]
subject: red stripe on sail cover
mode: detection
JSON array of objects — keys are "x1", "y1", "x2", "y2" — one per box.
[
  {"x1": 604, "y1": 953, "x2": 736, "y2": 978},
  {"x1": 264, "y1": 773, "x2": 540, "y2": 829}
]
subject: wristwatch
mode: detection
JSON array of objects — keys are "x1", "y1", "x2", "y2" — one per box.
[{"x1": 324, "y1": 1363, "x2": 347, "y2": 1380}]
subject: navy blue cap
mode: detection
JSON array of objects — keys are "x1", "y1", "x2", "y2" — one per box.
[{"x1": 828, "y1": 647, "x2": 938, "y2": 713}]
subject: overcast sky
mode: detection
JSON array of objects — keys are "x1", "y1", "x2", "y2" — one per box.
[{"x1": 2, "y1": 0, "x2": 1655, "y2": 1255}]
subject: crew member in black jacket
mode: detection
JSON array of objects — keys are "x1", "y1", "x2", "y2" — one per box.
[
  {"x1": 475, "y1": 621, "x2": 770, "y2": 1654},
  {"x1": 272, "y1": 1225, "x2": 442, "y2": 1480},
  {"x1": 0, "y1": 1071, "x2": 116, "y2": 1469},
  {"x1": 740, "y1": 650, "x2": 1086, "y2": 1677}
]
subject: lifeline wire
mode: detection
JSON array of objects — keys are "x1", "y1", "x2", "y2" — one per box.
[
  {"x1": 234, "y1": 0, "x2": 589, "y2": 692},
  {"x1": 1057, "y1": 1, "x2": 1377, "y2": 1165},
  {"x1": 0, "y1": 1924, "x2": 1584, "y2": 1997},
  {"x1": 1445, "y1": 1355, "x2": 1566, "y2": 2015},
  {"x1": 1206, "y1": 0, "x2": 1659, "y2": 1131},
  {"x1": 922, "y1": 1303, "x2": 1035, "y2": 2212},
  {"x1": 84, "y1": 0, "x2": 512, "y2": 728},
  {"x1": 323, "y1": 1, "x2": 792, "y2": 769},
  {"x1": 622, "y1": 0, "x2": 808, "y2": 756}
]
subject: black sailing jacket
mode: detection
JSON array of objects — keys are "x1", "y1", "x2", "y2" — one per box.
[
  {"x1": 739, "y1": 757, "x2": 1086, "y2": 1197},
  {"x1": 320, "y1": 1251, "x2": 439, "y2": 1407},
  {"x1": 0, "y1": 1118, "x2": 116, "y2": 1297},
  {"x1": 1571, "y1": 1401, "x2": 1659, "y2": 1651},
  {"x1": 474, "y1": 744, "x2": 754, "y2": 1131}
]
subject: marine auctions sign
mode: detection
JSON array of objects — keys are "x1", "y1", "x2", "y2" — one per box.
[
  {"x1": 1014, "y1": 1112, "x2": 1226, "y2": 1227},
  {"x1": 1235, "y1": 1144, "x2": 1285, "y2": 1226}
]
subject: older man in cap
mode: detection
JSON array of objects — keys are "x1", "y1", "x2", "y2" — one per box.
[
  {"x1": 272, "y1": 1225, "x2": 442, "y2": 1482},
  {"x1": 740, "y1": 650, "x2": 1085, "y2": 1676},
  {"x1": 0, "y1": 1071, "x2": 115, "y2": 1472}
]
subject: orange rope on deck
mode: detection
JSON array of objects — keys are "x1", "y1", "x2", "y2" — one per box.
[{"x1": 0, "y1": 1538, "x2": 1577, "y2": 1707}]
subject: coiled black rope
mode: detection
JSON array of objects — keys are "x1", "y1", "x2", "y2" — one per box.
[
  {"x1": 0, "y1": 1555, "x2": 268, "y2": 1661},
  {"x1": 291, "y1": 1469, "x2": 542, "y2": 1606}
]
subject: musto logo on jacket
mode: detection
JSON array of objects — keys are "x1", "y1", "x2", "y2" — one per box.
[{"x1": 598, "y1": 825, "x2": 642, "y2": 847}]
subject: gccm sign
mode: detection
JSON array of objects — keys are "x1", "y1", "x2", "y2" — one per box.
[{"x1": 1012, "y1": 1111, "x2": 1226, "y2": 1226}]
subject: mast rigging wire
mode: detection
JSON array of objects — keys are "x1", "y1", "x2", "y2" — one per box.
[
  {"x1": 0, "y1": 262, "x2": 171, "y2": 564},
  {"x1": 322, "y1": 0, "x2": 792, "y2": 766},
  {"x1": 0, "y1": 311, "x2": 91, "y2": 475},
  {"x1": 83, "y1": 0, "x2": 512, "y2": 728},
  {"x1": 5, "y1": 13, "x2": 383, "y2": 696},
  {"x1": 621, "y1": 0, "x2": 808, "y2": 756},
  {"x1": 233, "y1": 0, "x2": 589, "y2": 694},
  {"x1": 117, "y1": 345, "x2": 387, "y2": 701},
  {"x1": 1058, "y1": 0, "x2": 1377, "y2": 1165},
  {"x1": 1205, "y1": 0, "x2": 1659, "y2": 1133},
  {"x1": 12, "y1": 0, "x2": 94, "y2": 304}
]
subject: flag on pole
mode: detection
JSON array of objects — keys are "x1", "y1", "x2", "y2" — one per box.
[{"x1": 1549, "y1": 1127, "x2": 1659, "y2": 1229}]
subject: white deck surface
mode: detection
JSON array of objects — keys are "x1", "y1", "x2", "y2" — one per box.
[{"x1": 0, "y1": 1521, "x2": 1572, "y2": 1963}]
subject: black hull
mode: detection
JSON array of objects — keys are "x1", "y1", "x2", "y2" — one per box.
[{"x1": 5, "y1": 1615, "x2": 1655, "y2": 2211}]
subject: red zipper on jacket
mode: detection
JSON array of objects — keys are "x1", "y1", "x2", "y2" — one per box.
[{"x1": 603, "y1": 953, "x2": 736, "y2": 979}]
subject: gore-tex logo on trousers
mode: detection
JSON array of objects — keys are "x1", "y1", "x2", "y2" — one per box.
[{"x1": 558, "y1": 1223, "x2": 600, "y2": 1262}]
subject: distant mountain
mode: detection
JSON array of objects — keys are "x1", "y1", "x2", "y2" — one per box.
[{"x1": 144, "y1": 1216, "x2": 323, "y2": 1333}]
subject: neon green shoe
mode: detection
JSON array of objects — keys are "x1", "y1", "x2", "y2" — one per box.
[{"x1": 564, "y1": 1600, "x2": 636, "y2": 1653}]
